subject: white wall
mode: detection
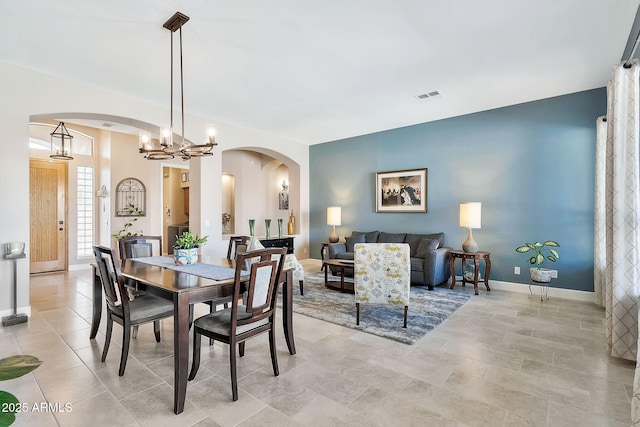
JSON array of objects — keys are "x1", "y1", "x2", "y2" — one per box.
[{"x1": 0, "y1": 62, "x2": 309, "y2": 316}]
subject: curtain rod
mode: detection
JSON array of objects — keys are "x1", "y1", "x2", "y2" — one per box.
[{"x1": 624, "y1": 28, "x2": 640, "y2": 68}]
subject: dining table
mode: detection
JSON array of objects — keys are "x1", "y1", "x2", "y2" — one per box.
[{"x1": 89, "y1": 255, "x2": 296, "y2": 414}]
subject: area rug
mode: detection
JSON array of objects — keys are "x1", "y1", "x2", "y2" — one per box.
[{"x1": 289, "y1": 272, "x2": 471, "y2": 345}]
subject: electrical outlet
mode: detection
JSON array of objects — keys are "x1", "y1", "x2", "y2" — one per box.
[
  {"x1": 514, "y1": 266, "x2": 520, "y2": 275},
  {"x1": 551, "y1": 269, "x2": 558, "y2": 278}
]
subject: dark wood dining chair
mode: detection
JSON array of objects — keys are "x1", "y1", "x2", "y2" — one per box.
[
  {"x1": 118, "y1": 235, "x2": 163, "y2": 260},
  {"x1": 188, "y1": 247, "x2": 287, "y2": 401},
  {"x1": 93, "y1": 245, "x2": 174, "y2": 376},
  {"x1": 227, "y1": 235, "x2": 250, "y2": 260}
]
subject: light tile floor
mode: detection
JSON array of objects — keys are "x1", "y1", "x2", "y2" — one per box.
[{"x1": 0, "y1": 259, "x2": 634, "y2": 426}]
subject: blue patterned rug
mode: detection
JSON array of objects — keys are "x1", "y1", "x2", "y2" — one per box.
[{"x1": 289, "y1": 272, "x2": 471, "y2": 345}]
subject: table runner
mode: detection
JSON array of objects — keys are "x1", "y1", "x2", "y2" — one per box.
[{"x1": 132, "y1": 256, "x2": 248, "y2": 281}]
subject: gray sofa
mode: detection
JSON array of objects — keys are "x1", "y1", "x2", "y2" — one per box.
[{"x1": 327, "y1": 230, "x2": 451, "y2": 290}]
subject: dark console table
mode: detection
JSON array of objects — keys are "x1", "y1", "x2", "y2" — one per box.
[{"x1": 260, "y1": 237, "x2": 294, "y2": 254}]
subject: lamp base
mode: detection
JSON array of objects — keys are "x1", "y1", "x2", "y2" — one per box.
[
  {"x1": 462, "y1": 228, "x2": 478, "y2": 253},
  {"x1": 329, "y1": 230, "x2": 339, "y2": 243}
]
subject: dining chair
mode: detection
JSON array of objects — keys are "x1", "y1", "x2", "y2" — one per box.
[
  {"x1": 93, "y1": 245, "x2": 174, "y2": 376},
  {"x1": 188, "y1": 247, "x2": 287, "y2": 401},
  {"x1": 118, "y1": 235, "x2": 163, "y2": 260},
  {"x1": 227, "y1": 235, "x2": 250, "y2": 260},
  {"x1": 354, "y1": 242, "x2": 411, "y2": 328}
]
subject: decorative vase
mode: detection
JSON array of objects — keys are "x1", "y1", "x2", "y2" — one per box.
[
  {"x1": 287, "y1": 210, "x2": 296, "y2": 235},
  {"x1": 277, "y1": 219, "x2": 283, "y2": 238},
  {"x1": 265, "y1": 219, "x2": 271, "y2": 239},
  {"x1": 530, "y1": 267, "x2": 552, "y2": 283},
  {"x1": 249, "y1": 219, "x2": 255, "y2": 237},
  {"x1": 174, "y1": 247, "x2": 198, "y2": 265}
]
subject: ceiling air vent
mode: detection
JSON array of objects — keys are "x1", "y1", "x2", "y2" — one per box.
[
  {"x1": 415, "y1": 90, "x2": 442, "y2": 102},
  {"x1": 101, "y1": 122, "x2": 114, "y2": 128}
]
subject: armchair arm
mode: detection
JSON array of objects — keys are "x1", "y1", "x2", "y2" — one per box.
[{"x1": 328, "y1": 243, "x2": 346, "y2": 259}]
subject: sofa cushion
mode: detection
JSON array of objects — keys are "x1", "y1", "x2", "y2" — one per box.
[
  {"x1": 378, "y1": 232, "x2": 406, "y2": 244},
  {"x1": 345, "y1": 234, "x2": 366, "y2": 252},
  {"x1": 415, "y1": 238, "x2": 439, "y2": 258},
  {"x1": 351, "y1": 230, "x2": 380, "y2": 243},
  {"x1": 405, "y1": 232, "x2": 445, "y2": 256}
]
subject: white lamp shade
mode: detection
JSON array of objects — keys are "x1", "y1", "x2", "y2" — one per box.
[
  {"x1": 327, "y1": 206, "x2": 341, "y2": 226},
  {"x1": 459, "y1": 202, "x2": 481, "y2": 229}
]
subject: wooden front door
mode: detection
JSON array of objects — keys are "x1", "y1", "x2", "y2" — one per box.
[{"x1": 29, "y1": 159, "x2": 68, "y2": 273}]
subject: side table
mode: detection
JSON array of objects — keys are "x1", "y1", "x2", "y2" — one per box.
[
  {"x1": 449, "y1": 250, "x2": 491, "y2": 295},
  {"x1": 320, "y1": 242, "x2": 331, "y2": 271}
]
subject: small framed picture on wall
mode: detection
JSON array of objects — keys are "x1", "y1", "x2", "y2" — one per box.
[{"x1": 279, "y1": 192, "x2": 289, "y2": 210}]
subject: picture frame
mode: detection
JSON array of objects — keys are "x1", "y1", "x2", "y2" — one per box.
[
  {"x1": 376, "y1": 168, "x2": 427, "y2": 213},
  {"x1": 279, "y1": 192, "x2": 289, "y2": 210}
]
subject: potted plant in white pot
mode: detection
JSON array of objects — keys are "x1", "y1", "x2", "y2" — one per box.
[
  {"x1": 515, "y1": 240, "x2": 560, "y2": 282},
  {"x1": 173, "y1": 231, "x2": 208, "y2": 265}
]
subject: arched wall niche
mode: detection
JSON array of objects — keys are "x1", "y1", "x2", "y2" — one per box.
[{"x1": 221, "y1": 147, "x2": 301, "y2": 241}]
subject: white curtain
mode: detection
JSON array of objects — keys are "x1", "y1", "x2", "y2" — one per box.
[
  {"x1": 596, "y1": 60, "x2": 640, "y2": 424},
  {"x1": 595, "y1": 60, "x2": 640, "y2": 361}
]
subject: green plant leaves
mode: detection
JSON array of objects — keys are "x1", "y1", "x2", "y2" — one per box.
[
  {"x1": 516, "y1": 241, "x2": 560, "y2": 268},
  {"x1": 0, "y1": 390, "x2": 19, "y2": 426},
  {"x1": 0, "y1": 356, "x2": 42, "y2": 381}
]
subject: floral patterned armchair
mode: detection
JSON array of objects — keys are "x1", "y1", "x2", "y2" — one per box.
[{"x1": 354, "y1": 243, "x2": 411, "y2": 328}]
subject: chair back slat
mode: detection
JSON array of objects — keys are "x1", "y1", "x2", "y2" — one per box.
[
  {"x1": 130, "y1": 243, "x2": 152, "y2": 258},
  {"x1": 118, "y1": 236, "x2": 162, "y2": 260},
  {"x1": 93, "y1": 245, "x2": 130, "y2": 315}
]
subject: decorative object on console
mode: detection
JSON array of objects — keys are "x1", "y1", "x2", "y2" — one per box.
[
  {"x1": 515, "y1": 240, "x2": 560, "y2": 283},
  {"x1": 376, "y1": 168, "x2": 427, "y2": 213},
  {"x1": 287, "y1": 210, "x2": 296, "y2": 235},
  {"x1": 248, "y1": 219, "x2": 255, "y2": 237},
  {"x1": 173, "y1": 231, "x2": 208, "y2": 265},
  {"x1": 138, "y1": 11, "x2": 217, "y2": 160},
  {"x1": 459, "y1": 202, "x2": 481, "y2": 253},
  {"x1": 327, "y1": 206, "x2": 341, "y2": 243},
  {"x1": 277, "y1": 219, "x2": 283, "y2": 238},
  {"x1": 50, "y1": 121, "x2": 74, "y2": 160},
  {"x1": 265, "y1": 219, "x2": 271, "y2": 238}
]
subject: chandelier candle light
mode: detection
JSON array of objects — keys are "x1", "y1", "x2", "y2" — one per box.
[
  {"x1": 327, "y1": 206, "x2": 341, "y2": 243},
  {"x1": 139, "y1": 12, "x2": 217, "y2": 160},
  {"x1": 460, "y1": 202, "x2": 481, "y2": 253}
]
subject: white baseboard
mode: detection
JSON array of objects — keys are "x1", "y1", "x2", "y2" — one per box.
[
  {"x1": 1, "y1": 306, "x2": 32, "y2": 319},
  {"x1": 476, "y1": 278, "x2": 595, "y2": 303}
]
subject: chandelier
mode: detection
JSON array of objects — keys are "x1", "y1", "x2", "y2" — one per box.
[
  {"x1": 50, "y1": 121, "x2": 74, "y2": 160},
  {"x1": 139, "y1": 12, "x2": 217, "y2": 160}
]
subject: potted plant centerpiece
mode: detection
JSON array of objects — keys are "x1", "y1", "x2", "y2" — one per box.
[
  {"x1": 173, "y1": 231, "x2": 208, "y2": 265},
  {"x1": 515, "y1": 240, "x2": 560, "y2": 282}
]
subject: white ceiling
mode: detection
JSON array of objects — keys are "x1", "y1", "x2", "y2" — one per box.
[{"x1": 2, "y1": 1, "x2": 638, "y2": 145}]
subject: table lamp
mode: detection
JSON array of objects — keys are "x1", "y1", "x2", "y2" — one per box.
[
  {"x1": 460, "y1": 202, "x2": 481, "y2": 253},
  {"x1": 327, "y1": 206, "x2": 341, "y2": 243}
]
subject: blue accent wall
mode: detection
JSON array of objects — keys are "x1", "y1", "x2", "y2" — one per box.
[{"x1": 309, "y1": 88, "x2": 606, "y2": 292}]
